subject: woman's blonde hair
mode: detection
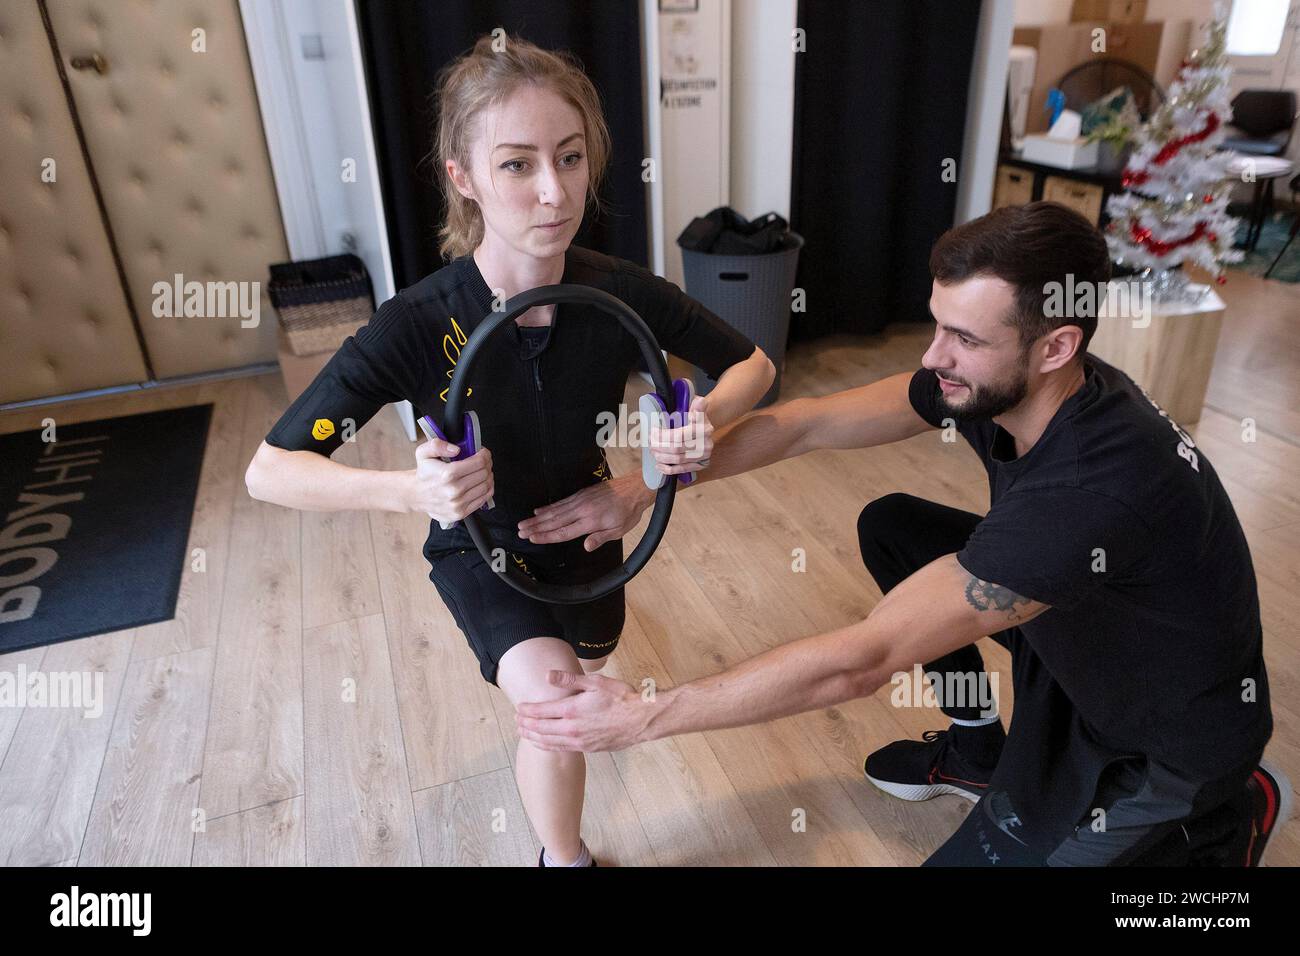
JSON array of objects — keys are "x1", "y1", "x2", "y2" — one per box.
[{"x1": 432, "y1": 33, "x2": 612, "y2": 260}]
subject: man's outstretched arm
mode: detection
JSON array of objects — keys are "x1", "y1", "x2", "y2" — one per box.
[
  {"x1": 517, "y1": 371, "x2": 933, "y2": 547},
  {"x1": 514, "y1": 554, "x2": 1049, "y2": 752},
  {"x1": 693, "y1": 370, "x2": 933, "y2": 484}
]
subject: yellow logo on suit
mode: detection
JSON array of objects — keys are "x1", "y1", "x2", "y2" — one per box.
[
  {"x1": 311, "y1": 418, "x2": 335, "y2": 440},
  {"x1": 438, "y1": 316, "x2": 474, "y2": 403}
]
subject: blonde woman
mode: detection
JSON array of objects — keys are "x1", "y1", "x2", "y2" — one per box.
[{"x1": 246, "y1": 33, "x2": 774, "y2": 866}]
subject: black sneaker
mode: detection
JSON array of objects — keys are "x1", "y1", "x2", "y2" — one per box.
[
  {"x1": 1238, "y1": 759, "x2": 1293, "y2": 866},
  {"x1": 864, "y1": 728, "x2": 996, "y2": 804},
  {"x1": 537, "y1": 846, "x2": 598, "y2": 867}
]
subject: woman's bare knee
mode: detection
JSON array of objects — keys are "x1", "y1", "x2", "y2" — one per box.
[{"x1": 497, "y1": 637, "x2": 583, "y2": 706}]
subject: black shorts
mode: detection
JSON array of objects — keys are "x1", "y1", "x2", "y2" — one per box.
[{"x1": 425, "y1": 537, "x2": 625, "y2": 686}]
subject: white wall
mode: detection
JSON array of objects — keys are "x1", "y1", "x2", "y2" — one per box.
[
  {"x1": 241, "y1": 0, "x2": 408, "y2": 435},
  {"x1": 957, "y1": 0, "x2": 1018, "y2": 223},
  {"x1": 240, "y1": 0, "x2": 394, "y2": 301},
  {"x1": 729, "y1": 0, "x2": 797, "y2": 221},
  {"x1": 653, "y1": 0, "x2": 731, "y2": 288}
]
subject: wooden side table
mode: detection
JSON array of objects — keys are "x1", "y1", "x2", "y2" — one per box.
[{"x1": 1087, "y1": 282, "x2": 1225, "y2": 425}]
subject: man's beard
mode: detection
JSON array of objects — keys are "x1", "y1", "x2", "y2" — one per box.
[{"x1": 935, "y1": 359, "x2": 1029, "y2": 422}]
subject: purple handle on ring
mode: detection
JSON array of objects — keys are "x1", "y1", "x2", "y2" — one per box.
[
  {"x1": 418, "y1": 411, "x2": 491, "y2": 524},
  {"x1": 672, "y1": 378, "x2": 697, "y2": 486},
  {"x1": 420, "y1": 412, "x2": 477, "y2": 461},
  {"x1": 641, "y1": 378, "x2": 698, "y2": 487}
]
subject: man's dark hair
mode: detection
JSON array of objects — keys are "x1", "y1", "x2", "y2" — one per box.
[{"x1": 929, "y1": 201, "x2": 1112, "y2": 357}]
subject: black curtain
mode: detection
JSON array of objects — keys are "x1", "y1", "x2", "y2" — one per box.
[
  {"x1": 789, "y1": 0, "x2": 982, "y2": 340},
  {"x1": 356, "y1": 0, "x2": 647, "y2": 290}
]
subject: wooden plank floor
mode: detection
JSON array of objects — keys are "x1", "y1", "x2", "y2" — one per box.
[{"x1": 1, "y1": 268, "x2": 1295, "y2": 866}]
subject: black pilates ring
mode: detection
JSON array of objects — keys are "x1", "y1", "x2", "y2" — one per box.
[{"x1": 442, "y1": 284, "x2": 679, "y2": 605}]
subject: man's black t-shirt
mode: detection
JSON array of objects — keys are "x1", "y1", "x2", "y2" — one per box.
[
  {"x1": 264, "y1": 245, "x2": 757, "y2": 561},
  {"x1": 909, "y1": 357, "x2": 1272, "y2": 855}
]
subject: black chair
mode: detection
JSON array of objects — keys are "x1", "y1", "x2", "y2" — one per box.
[
  {"x1": 1223, "y1": 90, "x2": 1297, "y2": 156},
  {"x1": 1055, "y1": 59, "x2": 1165, "y2": 120},
  {"x1": 1222, "y1": 92, "x2": 1298, "y2": 252},
  {"x1": 1263, "y1": 172, "x2": 1300, "y2": 279}
]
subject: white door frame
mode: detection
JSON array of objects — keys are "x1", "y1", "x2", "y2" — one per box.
[{"x1": 239, "y1": 0, "x2": 416, "y2": 439}]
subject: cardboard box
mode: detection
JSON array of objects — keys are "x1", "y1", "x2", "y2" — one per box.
[
  {"x1": 1012, "y1": 21, "x2": 1166, "y2": 134},
  {"x1": 1071, "y1": 0, "x2": 1147, "y2": 23},
  {"x1": 276, "y1": 327, "x2": 334, "y2": 404},
  {"x1": 1022, "y1": 133, "x2": 1099, "y2": 169}
]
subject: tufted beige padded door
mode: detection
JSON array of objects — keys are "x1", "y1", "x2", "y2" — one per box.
[
  {"x1": 0, "y1": 0, "x2": 148, "y2": 403},
  {"x1": 44, "y1": 0, "x2": 289, "y2": 380}
]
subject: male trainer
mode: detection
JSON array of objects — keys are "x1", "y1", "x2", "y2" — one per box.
[{"x1": 513, "y1": 202, "x2": 1288, "y2": 866}]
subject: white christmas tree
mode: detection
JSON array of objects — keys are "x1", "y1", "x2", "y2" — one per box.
[{"x1": 1105, "y1": 12, "x2": 1243, "y2": 281}]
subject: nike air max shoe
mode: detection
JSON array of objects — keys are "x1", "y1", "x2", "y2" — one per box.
[
  {"x1": 1238, "y1": 759, "x2": 1293, "y2": 866},
  {"x1": 864, "y1": 727, "x2": 999, "y2": 803}
]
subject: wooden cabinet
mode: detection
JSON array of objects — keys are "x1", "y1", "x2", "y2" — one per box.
[
  {"x1": 989, "y1": 155, "x2": 1120, "y2": 227},
  {"x1": 993, "y1": 164, "x2": 1035, "y2": 209},
  {"x1": 1043, "y1": 175, "x2": 1105, "y2": 223}
]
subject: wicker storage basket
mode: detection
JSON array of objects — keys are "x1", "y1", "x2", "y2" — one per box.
[{"x1": 268, "y1": 253, "x2": 375, "y2": 356}]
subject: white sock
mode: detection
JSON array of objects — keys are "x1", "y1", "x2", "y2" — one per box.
[
  {"x1": 949, "y1": 714, "x2": 1000, "y2": 727},
  {"x1": 543, "y1": 840, "x2": 592, "y2": 867}
]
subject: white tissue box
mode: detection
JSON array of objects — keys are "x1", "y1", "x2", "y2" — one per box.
[{"x1": 1021, "y1": 134, "x2": 1099, "y2": 170}]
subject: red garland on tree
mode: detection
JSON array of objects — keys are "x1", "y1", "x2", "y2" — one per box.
[
  {"x1": 1121, "y1": 113, "x2": 1221, "y2": 187},
  {"x1": 1105, "y1": 15, "x2": 1242, "y2": 279},
  {"x1": 1128, "y1": 220, "x2": 1214, "y2": 256}
]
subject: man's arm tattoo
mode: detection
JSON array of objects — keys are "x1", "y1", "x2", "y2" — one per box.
[{"x1": 964, "y1": 575, "x2": 1036, "y2": 622}]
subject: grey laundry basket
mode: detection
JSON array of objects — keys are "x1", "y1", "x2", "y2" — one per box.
[{"x1": 680, "y1": 232, "x2": 802, "y2": 408}]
